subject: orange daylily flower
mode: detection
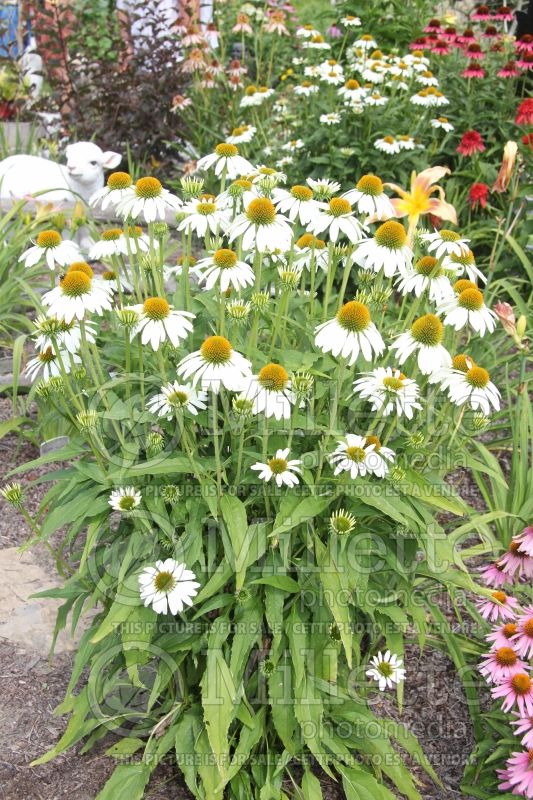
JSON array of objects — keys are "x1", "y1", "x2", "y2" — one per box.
[
  {"x1": 384, "y1": 166, "x2": 457, "y2": 242},
  {"x1": 492, "y1": 141, "x2": 517, "y2": 193}
]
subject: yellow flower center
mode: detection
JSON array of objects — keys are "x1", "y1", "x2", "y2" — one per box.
[
  {"x1": 337, "y1": 301, "x2": 371, "y2": 333},
  {"x1": 143, "y1": 297, "x2": 170, "y2": 320},
  {"x1": 452, "y1": 354, "x2": 474, "y2": 372},
  {"x1": 231, "y1": 126, "x2": 249, "y2": 136},
  {"x1": 466, "y1": 366, "x2": 490, "y2": 388},
  {"x1": 213, "y1": 249, "x2": 238, "y2": 269},
  {"x1": 36, "y1": 230, "x2": 61, "y2": 248},
  {"x1": 107, "y1": 172, "x2": 132, "y2": 190},
  {"x1": 375, "y1": 220, "x2": 407, "y2": 249},
  {"x1": 125, "y1": 225, "x2": 144, "y2": 238},
  {"x1": 200, "y1": 335, "x2": 232, "y2": 364},
  {"x1": 411, "y1": 314, "x2": 443, "y2": 346},
  {"x1": 365, "y1": 434, "x2": 382, "y2": 451},
  {"x1": 503, "y1": 623, "x2": 518, "y2": 638},
  {"x1": 268, "y1": 457, "x2": 288, "y2": 474},
  {"x1": 345, "y1": 79, "x2": 361, "y2": 90},
  {"x1": 383, "y1": 376, "x2": 404, "y2": 391},
  {"x1": 246, "y1": 197, "x2": 276, "y2": 225},
  {"x1": 101, "y1": 228, "x2": 123, "y2": 241},
  {"x1": 458, "y1": 288, "x2": 484, "y2": 311},
  {"x1": 524, "y1": 618, "x2": 533, "y2": 637},
  {"x1": 451, "y1": 250, "x2": 475, "y2": 268},
  {"x1": 511, "y1": 674, "x2": 532, "y2": 695},
  {"x1": 102, "y1": 270, "x2": 116, "y2": 281},
  {"x1": 329, "y1": 197, "x2": 352, "y2": 217},
  {"x1": 38, "y1": 347, "x2": 55, "y2": 363},
  {"x1": 258, "y1": 363, "x2": 289, "y2": 392},
  {"x1": 290, "y1": 185, "x2": 313, "y2": 201},
  {"x1": 168, "y1": 390, "x2": 189, "y2": 406},
  {"x1": 154, "y1": 570, "x2": 176, "y2": 592},
  {"x1": 60, "y1": 271, "x2": 91, "y2": 297},
  {"x1": 495, "y1": 647, "x2": 517, "y2": 666},
  {"x1": 437, "y1": 116, "x2": 449, "y2": 123},
  {"x1": 493, "y1": 591, "x2": 508, "y2": 603},
  {"x1": 135, "y1": 177, "x2": 162, "y2": 198},
  {"x1": 453, "y1": 278, "x2": 477, "y2": 294},
  {"x1": 215, "y1": 143, "x2": 239, "y2": 157},
  {"x1": 67, "y1": 261, "x2": 94, "y2": 278},
  {"x1": 345, "y1": 445, "x2": 366, "y2": 463},
  {"x1": 356, "y1": 174, "x2": 383, "y2": 196},
  {"x1": 383, "y1": 136, "x2": 395, "y2": 144},
  {"x1": 196, "y1": 201, "x2": 216, "y2": 215},
  {"x1": 439, "y1": 229, "x2": 460, "y2": 242},
  {"x1": 415, "y1": 256, "x2": 441, "y2": 277}
]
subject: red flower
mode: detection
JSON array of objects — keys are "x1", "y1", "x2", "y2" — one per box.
[
  {"x1": 516, "y1": 99, "x2": 533, "y2": 126},
  {"x1": 457, "y1": 129, "x2": 486, "y2": 156},
  {"x1": 468, "y1": 182, "x2": 490, "y2": 210},
  {"x1": 521, "y1": 133, "x2": 533, "y2": 149}
]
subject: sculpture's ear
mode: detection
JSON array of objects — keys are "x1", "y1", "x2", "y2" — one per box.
[{"x1": 102, "y1": 151, "x2": 122, "y2": 169}]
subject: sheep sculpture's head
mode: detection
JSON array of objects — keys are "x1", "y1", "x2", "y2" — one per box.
[{"x1": 65, "y1": 143, "x2": 122, "y2": 189}]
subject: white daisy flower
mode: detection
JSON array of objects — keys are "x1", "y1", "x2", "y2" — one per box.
[
  {"x1": 353, "y1": 367, "x2": 422, "y2": 419},
  {"x1": 88, "y1": 227, "x2": 129, "y2": 260},
  {"x1": 19, "y1": 230, "x2": 81, "y2": 271},
  {"x1": 252, "y1": 166, "x2": 287, "y2": 187},
  {"x1": 437, "y1": 287, "x2": 497, "y2": 336},
  {"x1": 116, "y1": 177, "x2": 182, "y2": 224},
  {"x1": 139, "y1": 558, "x2": 200, "y2": 615},
  {"x1": 442, "y1": 249, "x2": 486, "y2": 283},
  {"x1": 192, "y1": 248, "x2": 254, "y2": 292},
  {"x1": 362, "y1": 435, "x2": 396, "y2": 477},
  {"x1": 311, "y1": 197, "x2": 365, "y2": 244},
  {"x1": 410, "y1": 88, "x2": 449, "y2": 107},
  {"x1": 416, "y1": 69, "x2": 439, "y2": 86},
  {"x1": 293, "y1": 81, "x2": 319, "y2": 97},
  {"x1": 178, "y1": 196, "x2": 230, "y2": 238},
  {"x1": 315, "y1": 301, "x2": 385, "y2": 365},
  {"x1": 320, "y1": 112, "x2": 342, "y2": 125},
  {"x1": 240, "y1": 363, "x2": 295, "y2": 421},
  {"x1": 354, "y1": 221, "x2": 412, "y2": 278},
  {"x1": 302, "y1": 36, "x2": 330, "y2": 51},
  {"x1": 446, "y1": 363, "x2": 501, "y2": 415},
  {"x1": 217, "y1": 178, "x2": 256, "y2": 213},
  {"x1": 396, "y1": 255, "x2": 454, "y2": 303},
  {"x1": 33, "y1": 314, "x2": 96, "y2": 354},
  {"x1": 430, "y1": 116, "x2": 454, "y2": 132},
  {"x1": 120, "y1": 225, "x2": 151, "y2": 256},
  {"x1": 176, "y1": 335, "x2": 252, "y2": 393},
  {"x1": 42, "y1": 270, "x2": 113, "y2": 323},
  {"x1": 228, "y1": 195, "x2": 293, "y2": 254},
  {"x1": 251, "y1": 448, "x2": 302, "y2": 488},
  {"x1": 294, "y1": 233, "x2": 329, "y2": 272},
  {"x1": 24, "y1": 346, "x2": 81, "y2": 382},
  {"x1": 364, "y1": 91, "x2": 388, "y2": 106},
  {"x1": 366, "y1": 650, "x2": 406, "y2": 691},
  {"x1": 307, "y1": 177, "x2": 341, "y2": 200},
  {"x1": 421, "y1": 229, "x2": 470, "y2": 259},
  {"x1": 130, "y1": 297, "x2": 195, "y2": 351},
  {"x1": 147, "y1": 381, "x2": 207, "y2": 419},
  {"x1": 341, "y1": 15, "x2": 361, "y2": 27},
  {"x1": 272, "y1": 185, "x2": 322, "y2": 226},
  {"x1": 338, "y1": 79, "x2": 367, "y2": 103},
  {"x1": 109, "y1": 487, "x2": 142, "y2": 514},
  {"x1": 227, "y1": 124, "x2": 256, "y2": 144},
  {"x1": 343, "y1": 174, "x2": 394, "y2": 220},
  {"x1": 197, "y1": 143, "x2": 254, "y2": 179},
  {"x1": 397, "y1": 135, "x2": 418, "y2": 151},
  {"x1": 389, "y1": 313, "x2": 451, "y2": 375},
  {"x1": 282, "y1": 139, "x2": 305, "y2": 153},
  {"x1": 296, "y1": 25, "x2": 321, "y2": 38},
  {"x1": 329, "y1": 434, "x2": 378, "y2": 479},
  {"x1": 354, "y1": 34, "x2": 377, "y2": 49},
  {"x1": 374, "y1": 136, "x2": 401, "y2": 155},
  {"x1": 89, "y1": 171, "x2": 133, "y2": 211}
]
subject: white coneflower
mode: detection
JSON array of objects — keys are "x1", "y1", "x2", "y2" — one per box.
[
  {"x1": 147, "y1": 381, "x2": 207, "y2": 419},
  {"x1": 294, "y1": 233, "x2": 329, "y2": 272},
  {"x1": 411, "y1": 88, "x2": 448, "y2": 107},
  {"x1": 129, "y1": 297, "x2": 194, "y2": 351},
  {"x1": 329, "y1": 434, "x2": 378, "y2": 479},
  {"x1": 252, "y1": 165, "x2": 287, "y2": 188},
  {"x1": 272, "y1": 185, "x2": 321, "y2": 226},
  {"x1": 197, "y1": 143, "x2": 253, "y2": 178},
  {"x1": 446, "y1": 364, "x2": 501, "y2": 415},
  {"x1": 227, "y1": 124, "x2": 256, "y2": 144},
  {"x1": 320, "y1": 112, "x2": 342, "y2": 125},
  {"x1": 240, "y1": 363, "x2": 295, "y2": 420},
  {"x1": 176, "y1": 335, "x2": 252, "y2": 393},
  {"x1": 120, "y1": 225, "x2": 151, "y2": 255},
  {"x1": 353, "y1": 367, "x2": 422, "y2": 419},
  {"x1": 228, "y1": 195, "x2": 293, "y2": 253},
  {"x1": 116, "y1": 177, "x2": 182, "y2": 223},
  {"x1": 374, "y1": 136, "x2": 401, "y2": 155},
  {"x1": 338, "y1": 78, "x2": 367, "y2": 103},
  {"x1": 24, "y1": 346, "x2": 80, "y2": 382},
  {"x1": 88, "y1": 228, "x2": 128, "y2": 260},
  {"x1": 311, "y1": 197, "x2": 365, "y2": 244},
  {"x1": 354, "y1": 34, "x2": 377, "y2": 49},
  {"x1": 294, "y1": 81, "x2": 319, "y2": 97},
  {"x1": 389, "y1": 313, "x2": 451, "y2": 375},
  {"x1": 353, "y1": 220, "x2": 412, "y2": 277},
  {"x1": 42, "y1": 270, "x2": 113, "y2": 323},
  {"x1": 398, "y1": 135, "x2": 418, "y2": 151},
  {"x1": 431, "y1": 116, "x2": 454, "y2": 132},
  {"x1": 307, "y1": 177, "x2": 341, "y2": 200},
  {"x1": 193, "y1": 248, "x2": 254, "y2": 292},
  {"x1": 341, "y1": 15, "x2": 362, "y2": 27},
  {"x1": 139, "y1": 559, "x2": 199, "y2": 615},
  {"x1": 19, "y1": 230, "x2": 81, "y2": 270},
  {"x1": 364, "y1": 91, "x2": 388, "y2": 106},
  {"x1": 296, "y1": 24, "x2": 321, "y2": 38},
  {"x1": 442, "y1": 248, "x2": 486, "y2": 283},
  {"x1": 33, "y1": 314, "x2": 96, "y2": 354},
  {"x1": 362, "y1": 434, "x2": 396, "y2": 477},
  {"x1": 109, "y1": 487, "x2": 142, "y2": 513},
  {"x1": 89, "y1": 171, "x2": 133, "y2": 210},
  {"x1": 282, "y1": 139, "x2": 305, "y2": 153},
  {"x1": 251, "y1": 448, "x2": 302, "y2": 488},
  {"x1": 437, "y1": 287, "x2": 497, "y2": 336},
  {"x1": 343, "y1": 174, "x2": 394, "y2": 220},
  {"x1": 315, "y1": 301, "x2": 385, "y2": 365},
  {"x1": 421, "y1": 229, "x2": 470, "y2": 259},
  {"x1": 366, "y1": 650, "x2": 406, "y2": 691},
  {"x1": 178, "y1": 196, "x2": 229, "y2": 238},
  {"x1": 396, "y1": 255, "x2": 454, "y2": 302}
]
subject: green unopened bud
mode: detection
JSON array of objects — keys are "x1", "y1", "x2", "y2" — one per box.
[
  {"x1": 76, "y1": 409, "x2": 99, "y2": 432},
  {"x1": 152, "y1": 222, "x2": 168, "y2": 240},
  {"x1": 278, "y1": 265, "x2": 301, "y2": 290},
  {"x1": 1, "y1": 482, "x2": 24, "y2": 507},
  {"x1": 227, "y1": 299, "x2": 251, "y2": 323},
  {"x1": 232, "y1": 395, "x2": 254, "y2": 418},
  {"x1": 73, "y1": 367, "x2": 87, "y2": 382},
  {"x1": 516, "y1": 315, "x2": 527, "y2": 339},
  {"x1": 180, "y1": 176, "x2": 205, "y2": 198},
  {"x1": 161, "y1": 484, "x2": 182, "y2": 505},
  {"x1": 357, "y1": 270, "x2": 374, "y2": 288},
  {"x1": 329, "y1": 623, "x2": 342, "y2": 642},
  {"x1": 50, "y1": 214, "x2": 66, "y2": 230},
  {"x1": 116, "y1": 308, "x2": 140, "y2": 328},
  {"x1": 406, "y1": 432, "x2": 425, "y2": 450},
  {"x1": 175, "y1": 210, "x2": 188, "y2": 224},
  {"x1": 389, "y1": 465, "x2": 406, "y2": 484},
  {"x1": 472, "y1": 413, "x2": 490, "y2": 432},
  {"x1": 146, "y1": 431, "x2": 164, "y2": 455},
  {"x1": 329, "y1": 509, "x2": 357, "y2": 536},
  {"x1": 259, "y1": 658, "x2": 276, "y2": 676},
  {"x1": 250, "y1": 291, "x2": 270, "y2": 310},
  {"x1": 292, "y1": 370, "x2": 314, "y2": 399},
  {"x1": 235, "y1": 587, "x2": 252, "y2": 605},
  {"x1": 49, "y1": 375, "x2": 65, "y2": 393}
]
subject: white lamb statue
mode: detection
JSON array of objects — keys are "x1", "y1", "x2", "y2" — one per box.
[{"x1": 0, "y1": 142, "x2": 122, "y2": 205}]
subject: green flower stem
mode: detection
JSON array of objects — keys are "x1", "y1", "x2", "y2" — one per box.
[
  {"x1": 181, "y1": 229, "x2": 192, "y2": 312},
  {"x1": 322, "y1": 243, "x2": 337, "y2": 322},
  {"x1": 212, "y1": 393, "x2": 223, "y2": 498},
  {"x1": 337, "y1": 250, "x2": 354, "y2": 310},
  {"x1": 308, "y1": 242, "x2": 317, "y2": 319},
  {"x1": 234, "y1": 426, "x2": 246, "y2": 487}
]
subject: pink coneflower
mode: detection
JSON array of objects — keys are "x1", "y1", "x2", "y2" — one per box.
[
  {"x1": 523, "y1": 133, "x2": 533, "y2": 149},
  {"x1": 513, "y1": 608, "x2": 533, "y2": 659},
  {"x1": 462, "y1": 62, "x2": 485, "y2": 78},
  {"x1": 409, "y1": 38, "x2": 428, "y2": 50},
  {"x1": 511, "y1": 717, "x2": 533, "y2": 749},
  {"x1": 182, "y1": 29, "x2": 206, "y2": 47},
  {"x1": 517, "y1": 52, "x2": 533, "y2": 70},
  {"x1": 479, "y1": 647, "x2": 527, "y2": 683},
  {"x1": 487, "y1": 621, "x2": 519, "y2": 650},
  {"x1": 516, "y1": 99, "x2": 533, "y2": 125},
  {"x1": 480, "y1": 561, "x2": 508, "y2": 587},
  {"x1": 498, "y1": 60, "x2": 520, "y2": 77},
  {"x1": 494, "y1": 5, "x2": 514, "y2": 22},
  {"x1": 457, "y1": 129, "x2": 486, "y2": 156},
  {"x1": 181, "y1": 48, "x2": 205, "y2": 73},
  {"x1": 466, "y1": 42, "x2": 485, "y2": 59},
  {"x1": 515, "y1": 526, "x2": 533, "y2": 556},
  {"x1": 442, "y1": 26, "x2": 457, "y2": 41},
  {"x1": 499, "y1": 541, "x2": 533, "y2": 579},
  {"x1": 492, "y1": 673, "x2": 533, "y2": 715},
  {"x1": 232, "y1": 13, "x2": 253, "y2": 34},
  {"x1": 459, "y1": 28, "x2": 476, "y2": 44},
  {"x1": 327, "y1": 24, "x2": 342, "y2": 38},
  {"x1": 472, "y1": 4, "x2": 492, "y2": 21},
  {"x1": 424, "y1": 18, "x2": 441, "y2": 33},
  {"x1": 264, "y1": 10, "x2": 289, "y2": 35},
  {"x1": 227, "y1": 59, "x2": 247, "y2": 78},
  {"x1": 468, "y1": 182, "x2": 490, "y2": 209},
  {"x1": 432, "y1": 39, "x2": 450, "y2": 55},
  {"x1": 516, "y1": 34, "x2": 533, "y2": 53},
  {"x1": 171, "y1": 94, "x2": 192, "y2": 112},
  {"x1": 498, "y1": 750, "x2": 533, "y2": 798},
  {"x1": 477, "y1": 591, "x2": 520, "y2": 622},
  {"x1": 482, "y1": 24, "x2": 500, "y2": 38}
]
